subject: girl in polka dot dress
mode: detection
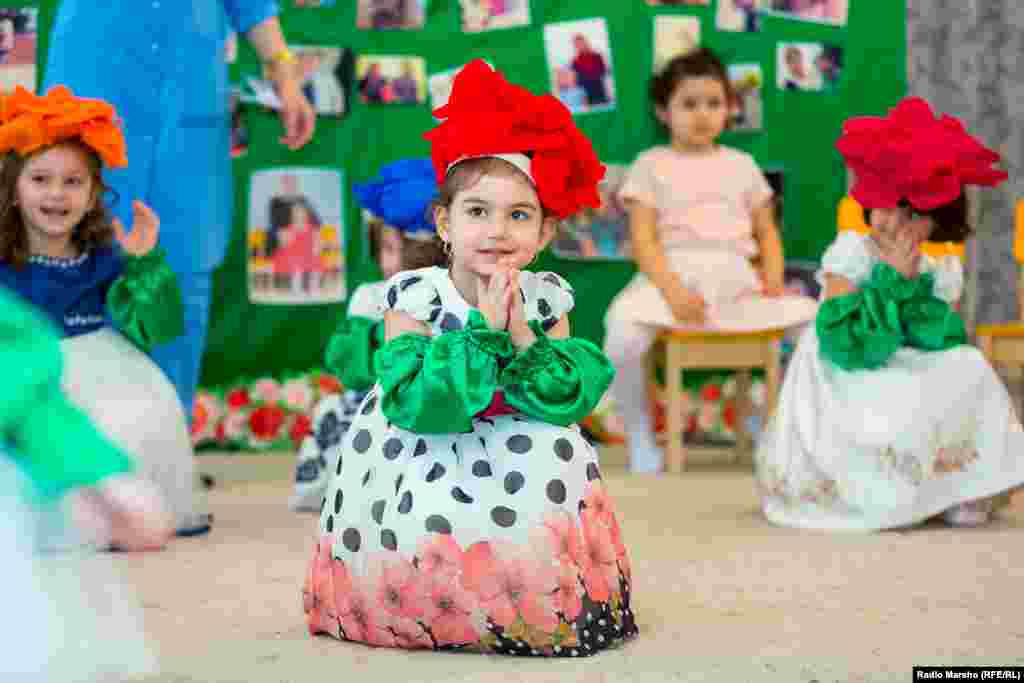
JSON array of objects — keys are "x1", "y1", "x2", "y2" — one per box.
[{"x1": 304, "y1": 60, "x2": 639, "y2": 656}]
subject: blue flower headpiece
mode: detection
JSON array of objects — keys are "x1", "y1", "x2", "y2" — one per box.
[{"x1": 352, "y1": 158, "x2": 438, "y2": 240}]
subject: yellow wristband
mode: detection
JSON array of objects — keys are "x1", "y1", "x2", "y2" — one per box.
[{"x1": 269, "y1": 48, "x2": 297, "y2": 65}]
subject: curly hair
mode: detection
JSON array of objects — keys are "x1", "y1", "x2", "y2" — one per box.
[{"x1": 0, "y1": 141, "x2": 116, "y2": 268}]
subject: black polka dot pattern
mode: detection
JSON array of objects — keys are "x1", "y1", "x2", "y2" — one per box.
[
  {"x1": 383, "y1": 438, "x2": 403, "y2": 460},
  {"x1": 342, "y1": 527, "x2": 361, "y2": 552},
  {"x1": 381, "y1": 529, "x2": 398, "y2": 550},
  {"x1": 586, "y1": 462, "x2": 602, "y2": 481},
  {"x1": 413, "y1": 439, "x2": 428, "y2": 457},
  {"x1": 425, "y1": 462, "x2": 446, "y2": 482},
  {"x1": 334, "y1": 489, "x2": 343, "y2": 514},
  {"x1": 336, "y1": 453, "x2": 344, "y2": 475},
  {"x1": 362, "y1": 469, "x2": 373, "y2": 487},
  {"x1": 554, "y1": 438, "x2": 574, "y2": 462},
  {"x1": 400, "y1": 275, "x2": 422, "y2": 291},
  {"x1": 451, "y1": 486, "x2": 474, "y2": 504},
  {"x1": 537, "y1": 298, "x2": 551, "y2": 317},
  {"x1": 472, "y1": 460, "x2": 493, "y2": 477},
  {"x1": 507, "y1": 435, "x2": 532, "y2": 453},
  {"x1": 315, "y1": 412, "x2": 344, "y2": 451},
  {"x1": 504, "y1": 471, "x2": 525, "y2": 494},
  {"x1": 352, "y1": 429, "x2": 372, "y2": 454},
  {"x1": 394, "y1": 474, "x2": 404, "y2": 495},
  {"x1": 326, "y1": 514, "x2": 334, "y2": 532},
  {"x1": 371, "y1": 499, "x2": 386, "y2": 525},
  {"x1": 424, "y1": 515, "x2": 452, "y2": 534},
  {"x1": 546, "y1": 479, "x2": 567, "y2": 504},
  {"x1": 491, "y1": 506, "x2": 516, "y2": 528},
  {"x1": 398, "y1": 491, "x2": 413, "y2": 514},
  {"x1": 387, "y1": 285, "x2": 398, "y2": 308}
]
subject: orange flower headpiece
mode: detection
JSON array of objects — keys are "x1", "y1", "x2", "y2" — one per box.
[
  {"x1": 0, "y1": 85, "x2": 127, "y2": 168},
  {"x1": 424, "y1": 60, "x2": 605, "y2": 220},
  {"x1": 836, "y1": 97, "x2": 1007, "y2": 211}
]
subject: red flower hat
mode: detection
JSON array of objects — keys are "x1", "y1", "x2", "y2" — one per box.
[
  {"x1": 424, "y1": 60, "x2": 605, "y2": 219},
  {"x1": 836, "y1": 97, "x2": 1007, "y2": 210}
]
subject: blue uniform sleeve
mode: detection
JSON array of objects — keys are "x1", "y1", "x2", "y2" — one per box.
[{"x1": 221, "y1": 0, "x2": 279, "y2": 34}]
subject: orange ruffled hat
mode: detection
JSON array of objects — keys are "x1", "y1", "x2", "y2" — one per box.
[{"x1": 0, "y1": 85, "x2": 127, "y2": 168}]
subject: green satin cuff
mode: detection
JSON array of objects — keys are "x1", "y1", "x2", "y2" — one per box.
[
  {"x1": 377, "y1": 310, "x2": 514, "y2": 433},
  {"x1": 107, "y1": 248, "x2": 185, "y2": 352},
  {"x1": 500, "y1": 321, "x2": 615, "y2": 426},
  {"x1": 817, "y1": 262, "x2": 966, "y2": 371},
  {"x1": 325, "y1": 316, "x2": 385, "y2": 392}
]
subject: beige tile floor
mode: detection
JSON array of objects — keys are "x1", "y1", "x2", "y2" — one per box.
[{"x1": 104, "y1": 448, "x2": 1024, "y2": 682}]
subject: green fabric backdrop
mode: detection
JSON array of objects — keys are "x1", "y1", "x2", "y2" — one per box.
[{"x1": 29, "y1": 0, "x2": 907, "y2": 390}]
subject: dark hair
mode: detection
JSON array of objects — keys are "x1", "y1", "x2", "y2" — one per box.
[
  {"x1": 430, "y1": 156, "x2": 556, "y2": 221},
  {"x1": 650, "y1": 47, "x2": 735, "y2": 111},
  {"x1": 367, "y1": 215, "x2": 447, "y2": 270},
  {"x1": 863, "y1": 193, "x2": 971, "y2": 243},
  {"x1": 0, "y1": 142, "x2": 115, "y2": 268}
]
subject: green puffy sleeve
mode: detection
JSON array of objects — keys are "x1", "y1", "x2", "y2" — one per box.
[
  {"x1": 817, "y1": 262, "x2": 966, "y2": 371},
  {"x1": 377, "y1": 310, "x2": 514, "y2": 433},
  {"x1": 500, "y1": 321, "x2": 615, "y2": 426},
  {"x1": 106, "y1": 248, "x2": 185, "y2": 353},
  {"x1": 0, "y1": 287, "x2": 133, "y2": 501},
  {"x1": 324, "y1": 316, "x2": 385, "y2": 393}
]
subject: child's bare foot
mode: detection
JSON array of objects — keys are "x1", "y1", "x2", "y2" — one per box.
[{"x1": 71, "y1": 477, "x2": 174, "y2": 551}]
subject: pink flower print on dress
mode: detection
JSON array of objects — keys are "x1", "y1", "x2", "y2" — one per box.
[
  {"x1": 422, "y1": 573, "x2": 482, "y2": 646},
  {"x1": 582, "y1": 480, "x2": 617, "y2": 526},
  {"x1": 372, "y1": 554, "x2": 428, "y2": 620},
  {"x1": 390, "y1": 617, "x2": 432, "y2": 649},
  {"x1": 416, "y1": 533, "x2": 465, "y2": 577},
  {"x1": 460, "y1": 541, "x2": 559, "y2": 632},
  {"x1": 555, "y1": 563, "x2": 583, "y2": 622},
  {"x1": 538, "y1": 510, "x2": 585, "y2": 569},
  {"x1": 337, "y1": 574, "x2": 395, "y2": 647},
  {"x1": 580, "y1": 510, "x2": 618, "y2": 603}
]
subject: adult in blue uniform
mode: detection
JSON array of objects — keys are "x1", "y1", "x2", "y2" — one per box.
[{"x1": 44, "y1": 1, "x2": 316, "y2": 420}]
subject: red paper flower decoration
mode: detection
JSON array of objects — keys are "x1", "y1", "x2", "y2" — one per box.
[
  {"x1": 0, "y1": 85, "x2": 127, "y2": 167},
  {"x1": 424, "y1": 60, "x2": 605, "y2": 219},
  {"x1": 836, "y1": 97, "x2": 1007, "y2": 210}
]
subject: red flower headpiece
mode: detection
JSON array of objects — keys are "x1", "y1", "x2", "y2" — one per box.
[
  {"x1": 0, "y1": 85, "x2": 127, "y2": 168},
  {"x1": 424, "y1": 60, "x2": 605, "y2": 219},
  {"x1": 836, "y1": 97, "x2": 1006, "y2": 211}
]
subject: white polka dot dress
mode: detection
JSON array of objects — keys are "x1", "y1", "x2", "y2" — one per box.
[{"x1": 304, "y1": 267, "x2": 638, "y2": 656}]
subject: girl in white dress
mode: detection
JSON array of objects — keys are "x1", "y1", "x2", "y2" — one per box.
[
  {"x1": 0, "y1": 85, "x2": 209, "y2": 541},
  {"x1": 304, "y1": 60, "x2": 637, "y2": 656},
  {"x1": 755, "y1": 97, "x2": 1024, "y2": 530}
]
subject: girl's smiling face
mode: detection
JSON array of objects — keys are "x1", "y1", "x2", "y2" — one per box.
[
  {"x1": 437, "y1": 165, "x2": 555, "y2": 280},
  {"x1": 16, "y1": 143, "x2": 97, "y2": 257}
]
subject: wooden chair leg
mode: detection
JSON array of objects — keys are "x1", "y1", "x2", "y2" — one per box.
[
  {"x1": 666, "y1": 340, "x2": 686, "y2": 473},
  {"x1": 734, "y1": 369, "x2": 753, "y2": 464},
  {"x1": 764, "y1": 339, "x2": 782, "y2": 422},
  {"x1": 977, "y1": 334, "x2": 994, "y2": 364}
]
